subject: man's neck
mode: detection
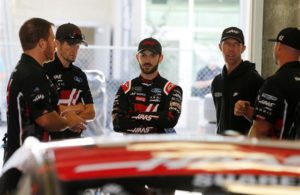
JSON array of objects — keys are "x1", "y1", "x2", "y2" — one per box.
[
  {"x1": 226, "y1": 60, "x2": 242, "y2": 75},
  {"x1": 24, "y1": 50, "x2": 45, "y2": 66},
  {"x1": 278, "y1": 56, "x2": 300, "y2": 67},
  {"x1": 140, "y1": 71, "x2": 159, "y2": 80},
  {"x1": 57, "y1": 53, "x2": 71, "y2": 68}
]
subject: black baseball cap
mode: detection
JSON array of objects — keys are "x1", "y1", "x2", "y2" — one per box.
[
  {"x1": 268, "y1": 27, "x2": 300, "y2": 51},
  {"x1": 220, "y1": 27, "x2": 244, "y2": 44},
  {"x1": 56, "y1": 23, "x2": 88, "y2": 46},
  {"x1": 138, "y1": 37, "x2": 162, "y2": 54}
]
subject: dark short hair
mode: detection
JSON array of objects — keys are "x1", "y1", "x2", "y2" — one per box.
[{"x1": 19, "y1": 18, "x2": 54, "y2": 51}]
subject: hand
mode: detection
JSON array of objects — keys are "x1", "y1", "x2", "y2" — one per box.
[
  {"x1": 70, "y1": 123, "x2": 86, "y2": 133},
  {"x1": 64, "y1": 111, "x2": 87, "y2": 131},
  {"x1": 234, "y1": 100, "x2": 250, "y2": 116},
  {"x1": 234, "y1": 100, "x2": 254, "y2": 122}
]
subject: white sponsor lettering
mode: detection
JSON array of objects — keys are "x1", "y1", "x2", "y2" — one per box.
[
  {"x1": 258, "y1": 99, "x2": 275, "y2": 107},
  {"x1": 33, "y1": 94, "x2": 45, "y2": 102},
  {"x1": 233, "y1": 92, "x2": 239, "y2": 97},
  {"x1": 75, "y1": 154, "x2": 300, "y2": 186},
  {"x1": 214, "y1": 92, "x2": 222, "y2": 98},
  {"x1": 132, "y1": 114, "x2": 159, "y2": 121},
  {"x1": 53, "y1": 74, "x2": 62, "y2": 80},
  {"x1": 76, "y1": 155, "x2": 300, "y2": 172},
  {"x1": 173, "y1": 93, "x2": 182, "y2": 100},
  {"x1": 261, "y1": 93, "x2": 278, "y2": 101},
  {"x1": 278, "y1": 35, "x2": 284, "y2": 41},
  {"x1": 170, "y1": 102, "x2": 181, "y2": 110},
  {"x1": 226, "y1": 29, "x2": 240, "y2": 34},
  {"x1": 141, "y1": 82, "x2": 152, "y2": 87},
  {"x1": 127, "y1": 127, "x2": 152, "y2": 133},
  {"x1": 193, "y1": 174, "x2": 299, "y2": 187}
]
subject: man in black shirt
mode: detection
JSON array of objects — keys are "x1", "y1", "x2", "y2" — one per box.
[
  {"x1": 211, "y1": 27, "x2": 264, "y2": 135},
  {"x1": 4, "y1": 18, "x2": 86, "y2": 163},
  {"x1": 44, "y1": 23, "x2": 95, "y2": 140},
  {"x1": 1, "y1": 18, "x2": 86, "y2": 194},
  {"x1": 112, "y1": 37, "x2": 182, "y2": 134},
  {"x1": 245, "y1": 27, "x2": 300, "y2": 139}
]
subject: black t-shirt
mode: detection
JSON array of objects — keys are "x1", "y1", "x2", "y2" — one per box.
[
  {"x1": 44, "y1": 54, "x2": 93, "y2": 139},
  {"x1": 5, "y1": 54, "x2": 58, "y2": 162},
  {"x1": 112, "y1": 74, "x2": 182, "y2": 134},
  {"x1": 254, "y1": 61, "x2": 300, "y2": 139}
]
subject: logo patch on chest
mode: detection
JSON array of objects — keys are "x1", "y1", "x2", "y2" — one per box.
[
  {"x1": 149, "y1": 95, "x2": 161, "y2": 102},
  {"x1": 74, "y1": 76, "x2": 83, "y2": 83},
  {"x1": 151, "y1": 88, "x2": 162, "y2": 94},
  {"x1": 136, "y1": 96, "x2": 146, "y2": 102},
  {"x1": 214, "y1": 92, "x2": 222, "y2": 98},
  {"x1": 233, "y1": 92, "x2": 239, "y2": 97}
]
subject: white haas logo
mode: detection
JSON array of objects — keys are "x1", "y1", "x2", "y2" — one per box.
[
  {"x1": 33, "y1": 94, "x2": 45, "y2": 102},
  {"x1": 226, "y1": 29, "x2": 240, "y2": 34},
  {"x1": 53, "y1": 74, "x2": 62, "y2": 79},
  {"x1": 132, "y1": 114, "x2": 159, "y2": 121},
  {"x1": 127, "y1": 127, "x2": 152, "y2": 133}
]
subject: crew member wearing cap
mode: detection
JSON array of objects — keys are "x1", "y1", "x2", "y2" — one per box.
[
  {"x1": 245, "y1": 27, "x2": 300, "y2": 139},
  {"x1": 1, "y1": 18, "x2": 88, "y2": 194},
  {"x1": 112, "y1": 37, "x2": 183, "y2": 134},
  {"x1": 211, "y1": 27, "x2": 264, "y2": 135},
  {"x1": 44, "y1": 23, "x2": 95, "y2": 140}
]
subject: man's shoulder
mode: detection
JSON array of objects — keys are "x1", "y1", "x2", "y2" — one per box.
[
  {"x1": 212, "y1": 73, "x2": 222, "y2": 82},
  {"x1": 158, "y1": 76, "x2": 182, "y2": 95},
  {"x1": 43, "y1": 60, "x2": 58, "y2": 74},
  {"x1": 241, "y1": 62, "x2": 263, "y2": 82},
  {"x1": 163, "y1": 81, "x2": 182, "y2": 95},
  {"x1": 70, "y1": 65, "x2": 88, "y2": 79},
  {"x1": 263, "y1": 72, "x2": 284, "y2": 86},
  {"x1": 71, "y1": 64, "x2": 84, "y2": 72},
  {"x1": 119, "y1": 76, "x2": 142, "y2": 91},
  {"x1": 120, "y1": 79, "x2": 134, "y2": 94},
  {"x1": 16, "y1": 61, "x2": 44, "y2": 80}
]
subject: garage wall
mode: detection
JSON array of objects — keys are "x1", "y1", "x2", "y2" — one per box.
[
  {"x1": 10, "y1": 0, "x2": 113, "y2": 39},
  {"x1": 262, "y1": 0, "x2": 300, "y2": 78}
]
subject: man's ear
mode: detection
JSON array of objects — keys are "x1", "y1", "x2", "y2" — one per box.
[
  {"x1": 241, "y1": 45, "x2": 246, "y2": 53},
  {"x1": 159, "y1": 54, "x2": 164, "y2": 63},
  {"x1": 38, "y1": 39, "x2": 46, "y2": 49},
  {"x1": 276, "y1": 42, "x2": 282, "y2": 51},
  {"x1": 218, "y1": 43, "x2": 222, "y2": 52}
]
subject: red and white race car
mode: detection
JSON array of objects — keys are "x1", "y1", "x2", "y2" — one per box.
[{"x1": 1, "y1": 135, "x2": 300, "y2": 195}]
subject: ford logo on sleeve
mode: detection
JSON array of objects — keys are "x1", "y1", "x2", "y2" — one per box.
[{"x1": 74, "y1": 76, "x2": 83, "y2": 83}]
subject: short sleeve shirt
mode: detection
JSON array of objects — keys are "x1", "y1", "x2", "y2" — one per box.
[
  {"x1": 254, "y1": 61, "x2": 300, "y2": 139},
  {"x1": 6, "y1": 54, "x2": 58, "y2": 158},
  {"x1": 44, "y1": 54, "x2": 93, "y2": 139},
  {"x1": 44, "y1": 54, "x2": 93, "y2": 106}
]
